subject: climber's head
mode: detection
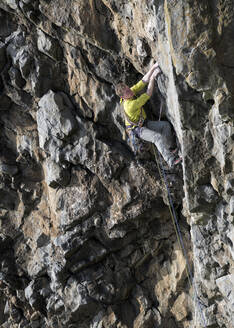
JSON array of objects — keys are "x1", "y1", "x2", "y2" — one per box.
[{"x1": 115, "y1": 83, "x2": 134, "y2": 100}]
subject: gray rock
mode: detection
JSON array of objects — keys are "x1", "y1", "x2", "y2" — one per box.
[
  {"x1": 53, "y1": 229, "x2": 84, "y2": 258},
  {"x1": 45, "y1": 158, "x2": 70, "y2": 188},
  {"x1": 8, "y1": 67, "x2": 26, "y2": 89},
  {"x1": 226, "y1": 228, "x2": 234, "y2": 261},
  {"x1": 48, "y1": 262, "x2": 68, "y2": 292},
  {"x1": 225, "y1": 174, "x2": 234, "y2": 195},
  {"x1": 0, "y1": 42, "x2": 6, "y2": 72},
  {"x1": 3, "y1": 301, "x2": 9, "y2": 316},
  {"x1": 18, "y1": 320, "x2": 31, "y2": 328},
  {"x1": 136, "y1": 38, "x2": 148, "y2": 57},
  {"x1": 0, "y1": 163, "x2": 18, "y2": 176},
  {"x1": 216, "y1": 274, "x2": 234, "y2": 323},
  {"x1": 0, "y1": 234, "x2": 12, "y2": 250},
  {"x1": 64, "y1": 278, "x2": 100, "y2": 321},
  {"x1": 6, "y1": 31, "x2": 26, "y2": 64},
  {"x1": 0, "y1": 189, "x2": 19, "y2": 210},
  {"x1": 36, "y1": 233, "x2": 50, "y2": 248},
  {"x1": 25, "y1": 278, "x2": 49, "y2": 313},
  {"x1": 37, "y1": 90, "x2": 77, "y2": 150},
  {"x1": 191, "y1": 184, "x2": 220, "y2": 213},
  {"x1": 199, "y1": 184, "x2": 219, "y2": 204},
  {"x1": 0, "y1": 95, "x2": 11, "y2": 111},
  {"x1": 30, "y1": 56, "x2": 66, "y2": 98},
  {"x1": 18, "y1": 49, "x2": 32, "y2": 79},
  {"x1": 69, "y1": 240, "x2": 107, "y2": 274},
  {"x1": 202, "y1": 304, "x2": 217, "y2": 327},
  {"x1": 31, "y1": 321, "x2": 41, "y2": 328},
  {"x1": 53, "y1": 167, "x2": 112, "y2": 230},
  {"x1": 229, "y1": 196, "x2": 234, "y2": 216},
  {"x1": 4, "y1": 0, "x2": 18, "y2": 10},
  {"x1": 10, "y1": 306, "x2": 22, "y2": 323},
  {"x1": 37, "y1": 29, "x2": 63, "y2": 61},
  {"x1": 17, "y1": 135, "x2": 35, "y2": 157},
  {"x1": 63, "y1": 137, "x2": 92, "y2": 166},
  {"x1": 27, "y1": 244, "x2": 52, "y2": 277},
  {"x1": 24, "y1": 281, "x2": 36, "y2": 307},
  {"x1": 216, "y1": 202, "x2": 228, "y2": 233},
  {"x1": 0, "y1": 2, "x2": 233, "y2": 328},
  {"x1": 216, "y1": 274, "x2": 234, "y2": 303},
  {"x1": 0, "y1": 322, "x2": 12, "y2": 328},
  {"x1": 46, "y1": 295, "x2": 64, "y2": 314},
  {"x1": 191, "y1": 225, "x2": 207, "y2": 249}
]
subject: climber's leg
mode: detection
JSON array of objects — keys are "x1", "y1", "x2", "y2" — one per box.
[
  {"x1": 140, "y1": 121, "x2": 175, "y2": 166},
  {"x1": 146, "y1": 120, "x2": 175, "y2": 149}
]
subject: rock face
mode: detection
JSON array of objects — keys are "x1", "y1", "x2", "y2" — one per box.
[{"x1": 0, "y1": 1, "x2": 233, "y2": 327}]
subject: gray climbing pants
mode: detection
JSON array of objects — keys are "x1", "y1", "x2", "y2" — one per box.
[{"x1": 139, "y1": 120, "x2": 175, "y2": 166}]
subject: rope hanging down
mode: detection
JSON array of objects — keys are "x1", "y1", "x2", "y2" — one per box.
[
  {"x1": 152, "y1": 146, "x2": 207, "y2": 327},
  {"x1": 152, "y1": 70, "x2": 207, "y2": 326}
]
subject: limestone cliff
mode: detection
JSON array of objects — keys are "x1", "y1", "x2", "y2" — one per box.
[{"x1": 0, "y1": 1, "x2": 233, "y2": 327}]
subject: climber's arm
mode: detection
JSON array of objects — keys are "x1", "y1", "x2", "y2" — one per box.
[
  {"x1": 125, "y1": 93, "x2": 150, "y2": 115},
  {"x1": 142, "y1": 62, "x2": 159, "y2": 84},
  {"x1": 130, "y1": 63, "x2": 161, "y2": 95},
  {"x1": 146, "y1": 70, "x2": 159, "y2": 97},
  {"x1": 131, "y1": 80, "x2": 147, "y2": 95}
]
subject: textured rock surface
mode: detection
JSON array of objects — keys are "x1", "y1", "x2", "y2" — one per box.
[{"x1": 0, "y1": 0, "x2": 233, "y2": 327}]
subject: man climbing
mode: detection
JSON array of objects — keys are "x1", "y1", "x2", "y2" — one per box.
[{"x1": 115, "y1": 62, "x2": 181, "y2": 168}]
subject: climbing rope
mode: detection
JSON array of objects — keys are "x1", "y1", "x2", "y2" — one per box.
[
  {"x1": 153, "y1": 147, "x2": 207, "y2": 326},
  {"x1": 130, "y1": 130, "x2": 137, "y2": 156},
  {"x1": 152, "y1": 114, "x2": 207, "y2": 327}
]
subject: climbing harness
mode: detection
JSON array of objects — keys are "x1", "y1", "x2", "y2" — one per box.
[
  {"x1": 122, "y1": 100, "x2": 147, "y2": 155},
  {"x1": 126, "y1": 128, "x2": 149, "y2": 156},
  {"x1": 124, "y1": 106, "x2": 145, "y2": 130}
]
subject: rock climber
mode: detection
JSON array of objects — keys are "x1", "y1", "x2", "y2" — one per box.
[{"x1": 115, "y1": 62, "x2": 181, "y2": 167}]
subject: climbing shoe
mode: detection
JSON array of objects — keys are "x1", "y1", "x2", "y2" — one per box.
[
  {"x1": 170, "y1": 148, "x2": 178, "y2": 155},
  {"x1": 168, "y1": 155, "x2": 182, "y2": 168},
  {"x1": 173, "y1": 157, "x2": 182, "y2": 166}
]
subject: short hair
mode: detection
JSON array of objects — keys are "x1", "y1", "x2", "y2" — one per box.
[{"x1": 115, "y1": 82, "x2": 127, "y2": 98}]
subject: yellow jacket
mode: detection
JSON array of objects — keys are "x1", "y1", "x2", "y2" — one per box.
[{"x1": 122, "y1": 80, "x2": 150, "y2": 127}]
